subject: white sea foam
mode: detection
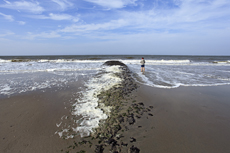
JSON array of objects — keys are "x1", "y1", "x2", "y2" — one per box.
[
  {"x1": 0, "y1": 58, "x2": 102, "y2": 96},
  {"x1": 126, "y1": 61, "x2": 230, "y2": 89},
  {"x1": 213, "y1": 60, "x2": 230, "y2": 64},
  {"x1": 0, "y1": 59, "x2": 11, "y2": 63},
  {"x1": 72, "y1": 65, "x2": 123, "y2": 137},
  {"x1": 0, "y1": 84, "x2": 11, "y2": 95},
  {"x1": 55, "y1": 129, "x2": 69, "y2": 138},
  {"x1": 38, "y1": 59, "x2": 49, "y2": 63},
  {"x1": 122, "y1": 59, "x2": 230, "y2": 66},
  {"x1": 46, "y1": 69, "x2": 56, "y2": 72},
  {"x1": 0, "y1": 72, "x2": 80, "y2": 96},
  {"x1": 1, "y1": 57, "x2": 230, "y2": 96},
  {"x1": 0, "y1": 60, "x2": 104, "y2": 74},
  {"x1": 122, "y1": 59, "x2": 191, "y2": 65},
  {"x1": 149, "y1": 59, "x2": 191, "y2": 64},
  {"x1": 56, "y1": 122, "x2": 62, "y2": 127}
]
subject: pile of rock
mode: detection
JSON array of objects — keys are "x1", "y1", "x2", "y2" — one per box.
[{"x1": 64, "y1": 61, "x2": 153, "y2": 153}]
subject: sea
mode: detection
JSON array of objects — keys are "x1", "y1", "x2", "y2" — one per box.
[
  {"x1": 1, "y1": 55, "x2": 230, "y2": 137},
  {"x1": 1, "y1": 55, "x2": 230, "y2": 96}
]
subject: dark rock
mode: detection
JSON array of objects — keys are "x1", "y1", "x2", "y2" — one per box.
[
  {"x1": 138, "y1": 102, "x2": 144, "y2": 106},
  {"x1": 112, "y1": 125, "x2": 121, "y2": 135},
  {"x1": 121, "y1": 142, "x2": 128, "y2": 147},
  {"x1": 148, "y1": 113, "x2": 153, "y2": 116},
  {"x1": 110, "y1": 139, "x2": 118, "y2": 151},
  {"x1": 90, "y1": 61, "x2": 140, "y2": 152},
  {"x1": 105, "y1": 138, "x2": 116, "y2": 145},
  {"x1": 138, "y1": 111, "x2": 143, "y2": 115},
  {"x1": 95, "y1": 145, "x2": 104, "y2": 153},
  {"x1": 128, "y1": 145, "x2": 140, "y2": 153},
  {"x1": 135, "y1": 115, "x2": 141, "y2": 119},
  {"x1": 130, "y1": 137, "x2": 136, "y2": 143},
  {"x1": 149, "y1": 106, "x2": 154, "y2": 109},
  {"x1": 78, "y1": 140, "x2": 87, "y2": 145},
  {"x1": 127, "y1": 114, "x2": 135, "y2": 125},
  {"x1": 103, "y1": 61, "x2": 127, "y2": 67}
]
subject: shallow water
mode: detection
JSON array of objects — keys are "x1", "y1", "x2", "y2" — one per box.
[{"x1": 0, "y1": 55, "x2": 230, "y2": 95}]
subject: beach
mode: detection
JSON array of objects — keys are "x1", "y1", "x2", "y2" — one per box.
[
  {"x1": 0, "y1": 81, "x2": 84, "y2": 153},
  {"x1": 134, "y1": 85, "x2": 230, "y2": 153},
  {"x1": 1, "y1": 83, "x2": 230, "y2": 152},
  {"x1": 0, "y1": 55, "x2": 230, "y2": 152}
]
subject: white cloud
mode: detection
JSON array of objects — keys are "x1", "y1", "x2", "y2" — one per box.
[
  {"x1": 170, "y1": 0, "x2": 230, "y2": 23},
  {"x1": 3, "y1": 0, "x2": 11, "y2": 5},
  {"x1": 0, "y1": 1, "x2": 45, "y2": 14},
  {"x1": 48, "y1": 13, "x2": 78, "y2": 22},
  {"x1": 51, "y1": 0, "x2": 73, "y2": 11},
  {"x1": 0, "y1": 31, "x2": 15, "y2": 37},
  {"x1": 18, "y1": 21, "x2": 26, "y2": 25},
  {"x1": 60, "y1": 19, "x2": 128, "y2": 33},
  {"x1": 57, "y1": 0, "x2": 230, "y2": 41},
  {"x1": 25, "y1": 31, "x2": 61, "y2": 39},
  {"x1": 0, "y1": 12, "x2": 14, "y2": 21},
  {"x1": 84, "y1": 0, "x2": 137, "y2": 9},
  {"x1": 28, "y1": 13, "x2": 79, "y2": 22}
]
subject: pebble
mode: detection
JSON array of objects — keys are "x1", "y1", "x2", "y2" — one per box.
[
  {"x1": 130, "y1": 137, "x2": 136, "y2": 143},
  {"x1": 128, "y1": 145, "x2": 140, "y2": 153}
]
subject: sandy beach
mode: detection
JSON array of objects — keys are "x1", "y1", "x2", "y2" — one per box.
[
  {"x1": 1, "y1": 82, "x2": 230, "y2": 152},
  {"x1": 0, "y1": 81, "x2": 84, "y2": 153},
  {"x1": 134, "y1": 85, "x2": 230, "y2": 153}
]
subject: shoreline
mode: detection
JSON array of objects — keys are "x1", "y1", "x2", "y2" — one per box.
[{"x1": 1, "y1": 74, "x2": 230, "y2": 153}]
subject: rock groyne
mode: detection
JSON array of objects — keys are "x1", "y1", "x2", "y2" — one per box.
[{"x1": 64, "y1": 61, "x2": 154, "y2": 153}]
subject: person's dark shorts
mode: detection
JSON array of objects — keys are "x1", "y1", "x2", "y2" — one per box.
[{"x1": 141, "y1": 65, "x2": 145, "y2": 67}]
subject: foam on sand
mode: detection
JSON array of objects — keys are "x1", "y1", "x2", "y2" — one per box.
[{"x1": 72, "y1": 65, "x2": 123, "y2": 137}]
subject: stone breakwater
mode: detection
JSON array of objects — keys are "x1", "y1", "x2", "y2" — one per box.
[{"x1": 63, "y1": 61, "x2": 154, "y2": 153}]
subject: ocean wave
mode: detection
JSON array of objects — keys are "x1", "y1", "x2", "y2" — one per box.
[
  {"x1": 122, "y1": 59, "x2": 190, "y2": 64},
  {"x1": 149, "y1": 59, "x2": 191, "y2": 63},
  {"x1": 1, "y1": 58, "x2": 230, "y2": 66},
  {"x1": 0, "y1": 58, "x2": 109, "y2": 63},
  {"x1": 124, "y1": 59, "x2": 230, "y2": 66},
  {"x1": 0, "y1": 68, "x2": 101, "y2": 74},
  {"x1": 183, "y1": 82, "x2": 230, "y2": 87},
  {"x1": 212, "y1": 60, "x2": 230, "y2": 64},
  {"x1": 0, "y1": 59, "x2": 11, "y2": 63}
]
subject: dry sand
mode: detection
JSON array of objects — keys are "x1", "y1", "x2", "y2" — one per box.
[{"x1": 1, "y1": 83, "x2": 230, "y2": 153}]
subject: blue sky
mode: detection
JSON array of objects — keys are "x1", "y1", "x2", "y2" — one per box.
[{"x1": 0, "y1": 0, "x2": 230, "y2": 55}]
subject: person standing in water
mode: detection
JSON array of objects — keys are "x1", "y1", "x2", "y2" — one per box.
[{"x1": 140, "y1": 57, "x2": 145, "y2": 72}]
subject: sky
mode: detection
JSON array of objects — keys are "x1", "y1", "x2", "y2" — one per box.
[{"x1": 0, "y1": 0, "x2": 230, "y2": 55}]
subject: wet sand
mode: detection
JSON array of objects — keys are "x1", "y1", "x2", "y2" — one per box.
[
  {"x1": 134, "y1": 85, "x2": 230, "y2": 153},
  {"x1": 1, "y1": 84, "x2": 230, "y2": 153},
  {"x1": 0, "y1": 82, "x2": 83, "y2": 153}
]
